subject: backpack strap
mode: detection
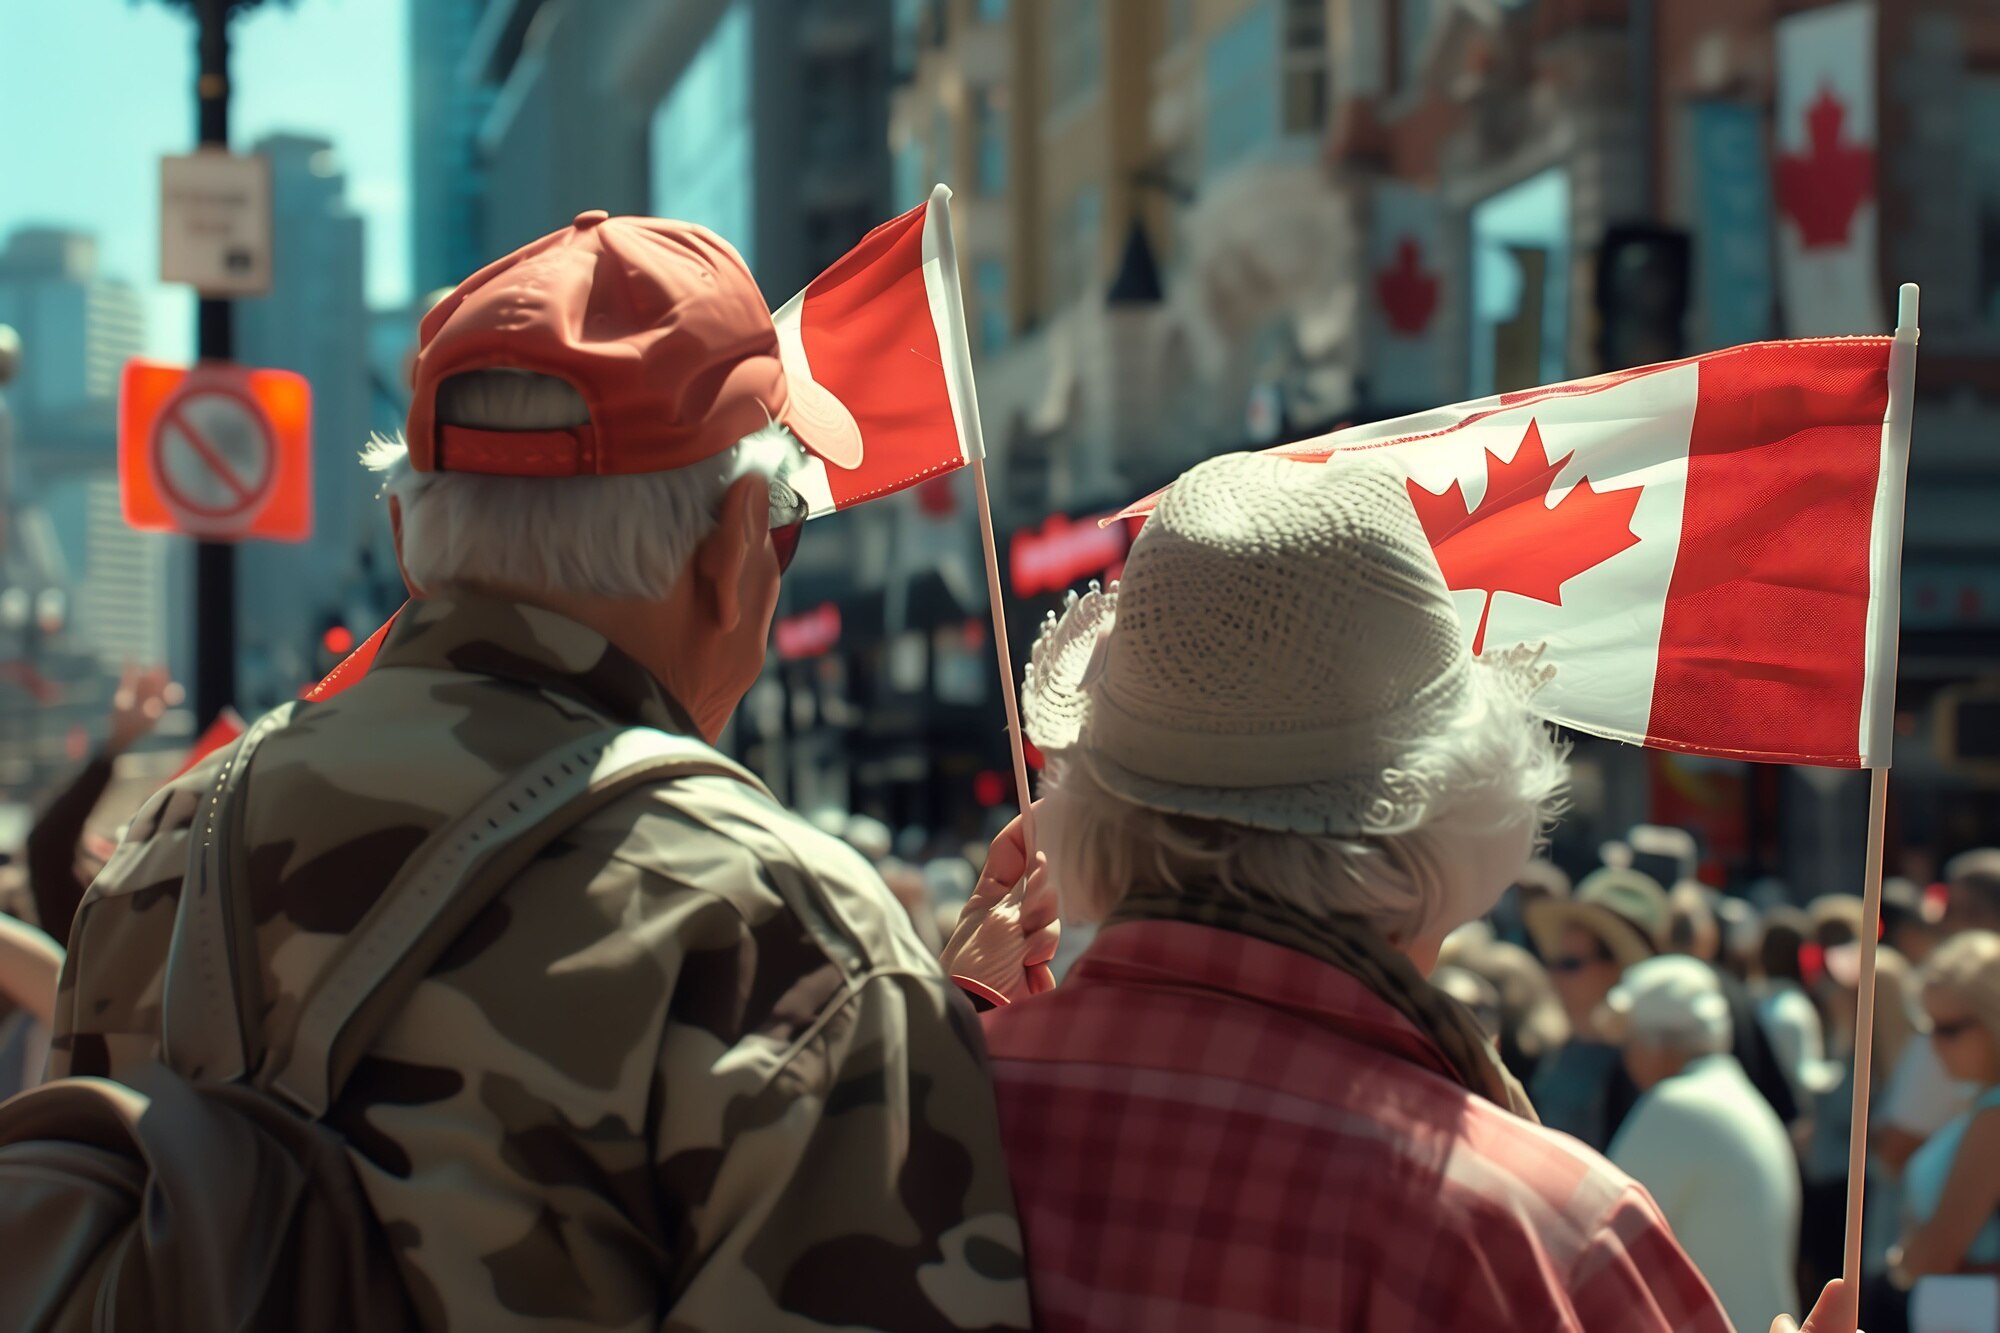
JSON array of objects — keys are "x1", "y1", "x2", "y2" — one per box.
[
  {"x1": 262, "y1": 726, "x2": 767, "y2": 1119},
  {"x1": 160, "y1": 704, "x2": 301, "y2": 1084}
]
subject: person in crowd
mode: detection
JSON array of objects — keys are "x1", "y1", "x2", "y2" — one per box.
[
  {"x1": 1811, "y1": 894, "x2": 1866, "y2": 950},
  {"x1": 977, "y1": 452, "x2": 1735, "y2": 1330},
  {"x1": 1671, "y1": 880, "x2": 1803, "y2": 1132},
  {"x1": 1525, "y1": 865, "x2": 1670, "y2": 1151},
  {"x1": 876, "y1": 856, "x2": 946, "y2": 952},
  {"x1": 1871, "y1": 854, "x2": 2000, "y2": 1178},
  {"x1": 1490, "y1": 857, "x2": 1570, "y2": 954},
  {"x1": 1892, "y1": 930, "x2": 2000, "y2": 1285},
  {"x1": 1882, "y1": 876, "x2": 1944, "y2": 969},
  {"x1": 840, "y1": 812, "x2": 895, "y2": 866},
  {"x1": 1802, "y1": 942, "x2": 1919, "y2": 1295},
  {"x1": 1606, "y1": 956, "x2": 1802, "y2": 1333},
  {"x1": 1440, "y1": 929, "x2": 1570, "y2": 1085},
  {"x1": 1756, "y1": 906, "x2": 1839, "y2": 1116},
  {"x1": 42, "y1": 216, "x2": 1045, "y2": 1329},
  {"x1": 0, "y1": 903, "x2": 60, "y2": 1099},
  {"x1": 1433, "y1": 964, "x2": 1502, "y2": 1041},
  {"x1": 24, "y1": 662, "x2": 179, "y2": 948}
]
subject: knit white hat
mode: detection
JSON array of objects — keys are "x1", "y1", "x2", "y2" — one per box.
[{"x1": 1023, "y1": 452, "x2": 1552, "y2": 836}]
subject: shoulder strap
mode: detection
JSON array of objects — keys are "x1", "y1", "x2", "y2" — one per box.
[
  {"x1": 263, "y1": 726, "x2": 766, "y2": 1119},
  {"x1": 161, "y1": 704, "x2": 301, "y2": 1084}
]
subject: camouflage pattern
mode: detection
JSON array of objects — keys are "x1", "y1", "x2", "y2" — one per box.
[{"x1": 49, "y1": 593, "x2": 1032, "y2": 1332}]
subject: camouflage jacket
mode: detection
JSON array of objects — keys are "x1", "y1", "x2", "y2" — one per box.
[{"x1": 49, "y1": 594, "x2": 1032, "y2": 1333}]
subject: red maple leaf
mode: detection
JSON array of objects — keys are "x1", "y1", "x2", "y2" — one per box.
[
  {"x1": 1377, "y1": 236, "x2": 1438, "y2": 335},
  {"x1": 1774, "y1": 85, "x2": 1875, "y2": 250},
  {"x1": 1406, "y1": 419, "x2": 1643, "y2": 655}
]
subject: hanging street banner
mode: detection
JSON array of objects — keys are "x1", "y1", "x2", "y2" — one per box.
[
  {"x1": 1367, "y1": 179, "x2": 1450, "y2": 409},
  {"x1": 1774, "y1": 1, "x2": 1884, "y2": 336}
]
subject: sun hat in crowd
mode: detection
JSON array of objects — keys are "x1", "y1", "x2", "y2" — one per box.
[
  {"x1": 1020, "y1": 452, "x2": 1553, "y2": 836},
  {"x1": 1600, "y1": 955, "x2": 1734, "y2": 1050},
  {"x1": 1526, "y1": 866, "x2": 1669, "y2": 970},
  {"x1": 407, "y1": 211, "x2": 862, "y2": 477}
]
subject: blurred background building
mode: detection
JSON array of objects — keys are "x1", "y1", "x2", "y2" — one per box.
[{"x1": 1, "y1": 0, "x2": 1997, "y2": 890}]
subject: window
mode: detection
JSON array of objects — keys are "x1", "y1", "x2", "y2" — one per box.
[
  {"x1": 1049, "y1": 185, "x2": 1103, "y2": 305},
  {"x1": 978, "y1": 0, "x2": 1008, "y2": 23},
  {"x1": 1282, "y1": 0, "x2": 1329, "y2": 134},
  {"x1": 931, "y1": 104, "x2": 954, "y2": 189},
  {"x1": 1395, "y1": 0, "x2": 1434, "y2": 93},
  {"x1": 1048, "y1": 0, "x2": 1102, "y2": 114},
  {"x1": 1469, "y1": 168, "x2": 1572, "y2": 395},
  {"x1": 1968, "y1": 78, "x2": 2000, "y2": 325},
  {"x1": 893, "y1": 0, "x2": 921, "y2": 79},
  {"x1": 974, "y1": 84, "x2": 1008, "y2": 194},
  {"x1": 1203, "y1": 0, "x2": 1280, "y2": 175},
  {"x1": 976, "y1": 258, "x2": 1009, "y2": 355},
  {"x1": 805, "y1": 52, "x2": 869, "y2": 162},
  {"x1": 650, "y1": 4, "x2": 756, "y2": 269},
  {"x1": 894, "y1": 136, "x2": 925, "y2": 209}
]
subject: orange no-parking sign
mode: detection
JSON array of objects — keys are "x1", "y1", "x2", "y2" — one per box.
[{"x1": 118, "y1": 358, "x2": 312, "y2": 542}]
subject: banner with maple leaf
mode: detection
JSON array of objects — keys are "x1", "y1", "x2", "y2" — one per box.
[
  {"x1": 1367, "y1": 181, "x2": 1449, "y2": 409},
  {"x1": 1774, "y1": 0, "x2": 1884, "y2": 336},
  {"x1": 1115, "y1": 334, "x2": 1916, "y2": 769}
]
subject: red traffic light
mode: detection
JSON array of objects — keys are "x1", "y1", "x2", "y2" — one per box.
[
  {"x1": 973, "y1": 770, "x2": 1008, "y2": 808},
  {"x1": 322, "y1": 625, "x2": 355, "y2": 656}
]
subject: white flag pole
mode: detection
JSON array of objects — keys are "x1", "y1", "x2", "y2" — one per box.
[
  {"x1": 1842, "y1": 281, "x2": 1920, "y2": 1296},
  {"x1": 922, "y1": 185, "x2": 1039, "y2": 879}
]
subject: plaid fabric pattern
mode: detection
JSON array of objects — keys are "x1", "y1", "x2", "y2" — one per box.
[{"x1": 983, "y1": 919, "x2": 1731, "y2": 1332}]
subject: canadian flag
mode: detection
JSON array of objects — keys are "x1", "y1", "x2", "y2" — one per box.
[
  {"x1": 772, "y1": 184, "x2": 983, "y2": 517},
  {"x1": 1774, "y1": 0, "x2": 1883, "y2": 336},
  {"x1": 1119, "y1": 332, "x2": 1918, "y2": 768}
]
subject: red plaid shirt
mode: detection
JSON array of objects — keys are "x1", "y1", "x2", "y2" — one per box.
[{"x1": 982, "y1": 919, "x2": 1732, "y2": 1332}]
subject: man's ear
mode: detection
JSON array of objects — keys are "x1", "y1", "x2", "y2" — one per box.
[
  {"x1": 389, "y1": 494, "x2": 424, "y2": 598},
  {"x1": 693, "y1": 476, "x2": 767, "y2": 631}
]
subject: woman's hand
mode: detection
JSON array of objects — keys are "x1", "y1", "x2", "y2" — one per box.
[
  {"x1": 939, "y1": 807, "x2": 1059, "y2": 1005},
  {"x1": 1771, "y1": 1279, "x2": 1859, "y2": 1333}
]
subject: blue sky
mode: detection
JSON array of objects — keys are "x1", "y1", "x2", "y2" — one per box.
[{"x1": 0, "y1": 0, "x2": 410, "y2": 363}]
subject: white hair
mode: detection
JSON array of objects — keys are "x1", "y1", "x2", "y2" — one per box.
[
  {"x1": 364, "y1": 369, "x2": 806, "y2": 600},
  {"x1": 1038, "y1": 660, "x2": 1568, "y2": 947}
]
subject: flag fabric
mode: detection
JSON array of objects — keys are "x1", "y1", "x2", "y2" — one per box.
[
  {"x1": 302, "y1": 611, "x2": 399, "y2": 703},
  {"x1": 772, "y1": 184, "x2": 982, "y2": 518},
  {"x1": 170, "y1": 708, "x2": 247, "y2": 779},
  {"x1": 1774, "y1": 0, "x2": 1883, "y2": 336},
  {"x1": 1118, "y1": 337, "x2": 1909, "y2": 768}
]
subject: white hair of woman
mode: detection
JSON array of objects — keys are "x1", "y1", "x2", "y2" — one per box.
[
  {"x1": 363, "y1": 368, "x2": 806, "y2": 600},
  {"x1": 1021, "y1": 451, "x2": 1567, "y2": 1113},
  {"x1": 1603, "y1": 956, "x2": 1735, "y2": 1059}
]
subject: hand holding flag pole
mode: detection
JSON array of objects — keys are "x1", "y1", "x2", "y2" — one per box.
[{"x1": 917, "y1": 186, "x2": 1046, "y2": 965}]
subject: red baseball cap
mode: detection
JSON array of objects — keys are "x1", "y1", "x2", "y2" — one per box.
[{"x1": 406, "y1": 211, "x2": 862, "y2": 476}]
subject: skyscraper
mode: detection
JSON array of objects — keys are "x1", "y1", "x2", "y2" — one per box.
[
  {"x1": 410, "y1": 0, "x2": 496, "y2": 295},
  {"x1": 0, "y1": 228, "x2": 146, "y2": 487},
  {"x1": 234, "y1": 133, "x2": 371, "y2": 709}
]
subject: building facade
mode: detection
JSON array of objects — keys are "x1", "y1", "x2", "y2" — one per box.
[{"x1": 234, "y1": 134, "x2": 375, "y2": 711}]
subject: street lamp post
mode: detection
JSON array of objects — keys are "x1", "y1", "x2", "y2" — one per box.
[{"x1": 151, "y1": 0, "x2": 293, "y2": 726}]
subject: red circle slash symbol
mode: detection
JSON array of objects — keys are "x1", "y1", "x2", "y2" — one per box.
[{"x1": 150, "y1": 382, "x2": 277, "y2": 532}]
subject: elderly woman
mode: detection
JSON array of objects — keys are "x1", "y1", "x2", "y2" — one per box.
[
  {"x1": 1894, "y1": 930, "x2": 2000, "y2": 1283},
  {"x1": 974, "y1": 454, "x2": 1733, "y2": 1331}
]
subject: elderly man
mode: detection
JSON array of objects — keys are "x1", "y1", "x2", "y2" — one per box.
[
  {"x1": 40, "y1": 216, "x2": 1038, "y2": 1329},
  {"x1": 1607, "y1": 956, "x2": 1802, "y2": 1333},
  {"x1": 980, "y1": 452, "x2": 1734, "y2": 1331}
]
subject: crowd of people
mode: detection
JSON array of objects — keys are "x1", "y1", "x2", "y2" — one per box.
[{"x1": 0, "y1": 211, "x2": 1988, "y2": 1331}]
